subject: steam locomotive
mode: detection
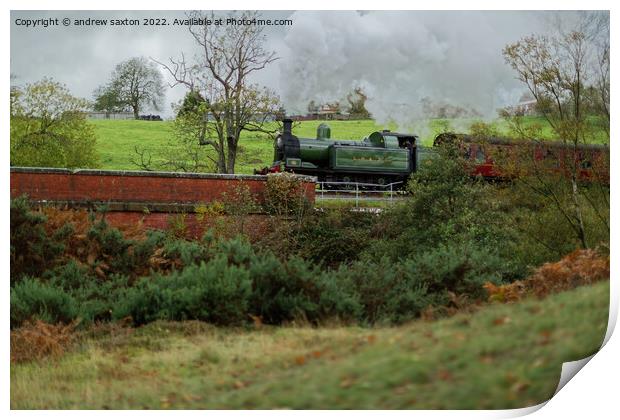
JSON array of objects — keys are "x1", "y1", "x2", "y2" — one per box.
[{"x1": 256, "y1": 118, "x2": 421, "y2": 186}]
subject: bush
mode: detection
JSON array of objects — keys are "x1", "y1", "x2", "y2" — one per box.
[
  {"x1": 162, "y1": 237, "x2": 207, "y2": 267},
  {"x1": 295, "y1": 208, "x2": 376, "y2": 268},
  {"x1": 10, "y1": 196, "x2": 65, "y2": 284},
  {"x1": 331, "y1": 259, "x2": 429, "y2": 324},
  {"x1": 113, "y1": 256, "x2": 252, "y2": 326},
  {"x1": 327, "y1": 243, "x2": 510, "y2": 324},
  {"x1": 504, "y1": 184, "x2": 610, "y2": 272},
  {"x1": 263, "y1": 172, "x2": 311, "y2": 218},
  {"x1": 46, "y1": 260, "x2": 92, "y2": 291},
  {"x1": 364, "y1": 152, "x2": 516, "y2": 268},
  {"x1": 211, "y1": 236, "x2": 256, "y2": 267},
  {"x1": 11, "y1": 278, "x2": 78, "y2": 328},
  {"x1": 248, "y1": 254, "x2": 323, "y2": 324},
  {"x1": 314, "y1": 271, "x2": 363, "y2": 323},
  {"x1": 399, "y1": 243, "x2": 507, "y2": 300},
  {"x1": 47, "y1": 265, "x2": 130, "y2": 324}
]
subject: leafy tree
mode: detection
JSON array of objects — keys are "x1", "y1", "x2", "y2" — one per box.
[
  {"x1": 502, "y1": 12, "x2": 609, "y2": 249},
  {"x1": 156, "y1": 11, "x2": 281, "y2": 174},
  {"x1": 176, "y1": 90, "x2": 208, "y2": 118},
  {"x1": 94, "y1": 56, "x2": 165, "y2": 119},
  {"x1": 92, "y1": 85, "x2": 126, "y2": 113},
  {"x1": 131, "y1": 91, "x2": 214, "y2": 173},
  {"x1": 346, "y1": 87, "x2": 370, "y2": 118},
  {"x1": 10, "y1": 78, "x2": 99, "y2": 168}
]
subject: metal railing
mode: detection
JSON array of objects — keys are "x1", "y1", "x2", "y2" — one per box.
[{"x1": 316, "y1": 181, "x2": 404, "y2": 207}]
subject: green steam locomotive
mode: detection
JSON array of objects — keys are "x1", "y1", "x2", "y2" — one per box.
[{"x1": 256, "y1": 118, "x2": 420, "y2": 186}]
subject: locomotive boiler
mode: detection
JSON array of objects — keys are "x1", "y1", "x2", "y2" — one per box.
[{"x1": 259, "y1": 118, "x2": 419, "y2": 186}]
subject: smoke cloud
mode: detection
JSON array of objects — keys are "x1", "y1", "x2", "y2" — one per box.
[{"x1": 279, "y1": 11, "x2": 551, "y2": 129}]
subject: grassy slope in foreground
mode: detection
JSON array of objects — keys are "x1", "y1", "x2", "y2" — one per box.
[{"x1": 11, "y1": 281, "x2": 609, "y2": 409}]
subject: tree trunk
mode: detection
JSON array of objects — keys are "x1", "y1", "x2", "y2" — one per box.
[
  {"x1": 571, "y1": 175, "x2": 588, "y2": 249},
  {"x1": 227, "y1": 137, "x2": 237, "y2": 174},
  {"x1": 217, "y1": 153, "x2": 227, "y2": 174}
]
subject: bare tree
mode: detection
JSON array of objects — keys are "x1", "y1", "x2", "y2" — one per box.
[
  {"x1": 155, "y1": 10, "x2": 281, "y2": 174},
  {"x1": 502, "y1": 12, "x2": 609, "y2": 249},
  {"x1": 95, "y1": 56, "x2": 165, "y2": 119}
]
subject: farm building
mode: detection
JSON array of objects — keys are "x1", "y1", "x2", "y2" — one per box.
[{"x1": 514, "y1": 93, "x2": 538, "y2": 116}]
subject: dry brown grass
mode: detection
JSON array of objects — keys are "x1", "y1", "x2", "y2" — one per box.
[
  {"x1": 484, "y1": 248, "x2": 610, "y2": 302},
  {"x1": 10, "y1": 320, "x2": 79, "y2": 364}
]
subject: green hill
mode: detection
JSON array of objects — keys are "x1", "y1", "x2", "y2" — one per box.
[
  {"x1": 91, "y1": 119, "x2": 395, "y2": 174},
  {"x1": 91, "y1": 117, "x2": 575, "y2": 175},
  {"x1": 11, "y1": 281, "x2": 609, "y2": 409}
]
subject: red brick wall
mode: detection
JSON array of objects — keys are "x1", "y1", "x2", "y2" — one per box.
[
  {"x1": 11, "y1": 168, "x2": 315, "y2": 238},
  {"x1": 10, "y1": 168, "x2": 316, "y2": 205}
]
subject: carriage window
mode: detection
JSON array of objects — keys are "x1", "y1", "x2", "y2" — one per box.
[
  {"x1": 544, "y1": 149, "x2": 560, "y2": 168},
  {"x1": 464, "y1": 145, "x2": 472, "y2": 160},
  {"x1": 475, "y1": 147, "x2": 485, "y2": 163}
]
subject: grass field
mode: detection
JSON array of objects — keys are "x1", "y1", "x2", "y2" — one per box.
[
  {"x1": 92, "y1": 117, "x2": 577, "y2": 175},
  {"x1": 10, "y1": 281, "x2": 608, "y2": 409}
]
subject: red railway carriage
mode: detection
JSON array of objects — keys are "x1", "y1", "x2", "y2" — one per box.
[{"x1": 433, "y1": 133, "x2": 609, "y2": 183}]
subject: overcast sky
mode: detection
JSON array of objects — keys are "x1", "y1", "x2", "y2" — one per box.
[
  {"x1": 11, "y1": 10, "x2": 293, "y2": 118},
  {"x1": 11, "y1": 10, "x2": 596, "y2": 123}
]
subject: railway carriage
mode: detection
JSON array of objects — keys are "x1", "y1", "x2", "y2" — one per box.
[{"x1": 433, "y1": 133, "x2": 609, "y2": 183}]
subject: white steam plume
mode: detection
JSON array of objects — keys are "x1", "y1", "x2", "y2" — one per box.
[{"x1": 279, "y1": 11, "x2": 551, "y2": 129}]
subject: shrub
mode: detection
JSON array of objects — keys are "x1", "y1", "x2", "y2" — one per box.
[
  {"x1": 45, "y1": 260, "x2": 92, "y2": 291},
  {"x1": 247, "y1": 254, "x2": 323, "y2": 324},
  {"x1": 212, "y1": 236, "x2": 256, "y2": 267},
  {"x1": 263, "y1": 172, "x2": 311, "y2": 217},
  {"x1": 333, "y1": 259, "x2": 429, "y2": 324},
  {"x1": 295, "y1": 208, "x2": 375, "y2": 268},
  {"x1": 113, "y1": 256, "x2": 252, "y2": 326},
  {"x1": 314, "y1": 271, "x2": 363, "y2": 323},
  {"x1": 11, "y1": 278, "x2": 78, "y2": 328},
  {"x1": 330, "y1": 243, "x2": 509, "y2": 324},
  {"x1": 364, "y1": 152, "x2": 516, "y2": 268},
  {"x1": 163, "y1": 237, "x2": 207, "y2": 267},
  {"x1": 399, "y1": 243, "x2": 507, "y2": 299},
  {"x1": 504, "y1": 185, "x2": 610, "y2": 272},
  {"x1": 10, "y1": 196, "x2": 65, "y2": 284},
  {"x1": 85, "y1": 219, "x2": 166, "y2": 277}
]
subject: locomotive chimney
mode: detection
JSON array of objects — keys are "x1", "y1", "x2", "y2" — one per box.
[{"x1": 282, "y1": 118, "x2": 293, "y2": 136}]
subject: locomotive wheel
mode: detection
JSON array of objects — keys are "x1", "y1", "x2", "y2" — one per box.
[{"x1": 341, "y1": 176, "x2": 355, "y2": 191}]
